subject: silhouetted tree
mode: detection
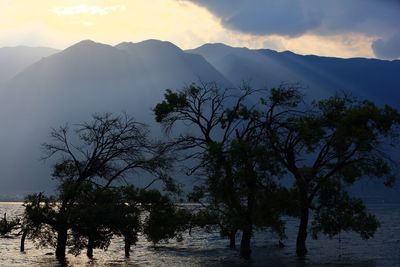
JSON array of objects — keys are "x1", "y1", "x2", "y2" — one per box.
[
  {"x1": 112, "y1": 186, "x2": 141, "y2": 258},
  {"x1": 141, "y1": 189, "x2": 192, "y2": 246},
  {"x1": 154, "y1": 83, "x2": 287, "y2": 259},
  {"x1": 190, "y1": 137, "x2": 288, "y2": 256},
  {"x1": 0, "y1": 213, "x2": 20, "y2": 237},
  {"x1": 21, "y1": 193, "x2": 58, "y2": 252},
  {"x1": 188, "y1": 189, "x2": 240, "y2": 249},
  {"x1": 24, "y1": 113, "x2": 172, "y2": 261},
  {"x1": 259, "y1": 86, "x2": 400, "y2": 256},
  {"x1": 68, "y1": 183, "x2": 118, "y2": 258}
]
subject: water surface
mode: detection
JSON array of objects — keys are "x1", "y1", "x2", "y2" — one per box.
[{"x1": 0, "y1": 202, "x2": 399, "y2": 266}]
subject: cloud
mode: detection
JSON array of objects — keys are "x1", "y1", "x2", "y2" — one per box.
[
  {"x1": 191, "y1": 0, "x2": 322, "y2": 36},
  {"x1": 372, "y1": 32, "x2": 400, "y2": 59},
  {"x1": 264, "y1": 34, "x2": 375, "y2": 59},
  {"x1": 184, "y1": 0, "x2": 400, "y2": 59},
  {"x1": 51, "y1": 4, "x2": 126, "y2": 16}
]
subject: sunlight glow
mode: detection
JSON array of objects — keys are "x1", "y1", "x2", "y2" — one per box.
[
  {"x1": 0, "y1": 0, "x2": 375, "y2": 58},
  {"x1": 51, "y1": 4, "x2": 126, "y2": 16}
]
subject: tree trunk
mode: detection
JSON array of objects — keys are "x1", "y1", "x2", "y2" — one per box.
[
  {"x1": 124, "y1": 241, "x2": 131, "y2": 258},
  {"x1": 20, "y1": 230, "x2": 28, "y2": 252},
  {"x1": 87, "y1": 235, "x2": 94, "y2": 259},
  {"x1": 229, "y1": 230, "x2": 236, "y2": 249},
  {"x1": 296, "y1": 207, "x2": 309, "y2": 256},
  {"x1": 55, "y1": 228, "x2": 68, "y2": 261},
  {"x1": 240, "y1": 227, "x2": 252, "y2": 259},
  {"x1": 124, "y1": 234, "x2": 134, "y2": 258},
  {"x1": 239, "y1": 164, "x2": 256, "y2": 260}
]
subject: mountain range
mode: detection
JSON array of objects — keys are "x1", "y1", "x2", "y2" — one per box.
[{"x1": 0, "y1": 39, "x2": 398, "y2": 200}]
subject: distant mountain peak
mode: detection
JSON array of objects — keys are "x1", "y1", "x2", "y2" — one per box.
[
  {"x1": 116, "y1": 39, "x2": 183, "y2": 55},
  {"x1": 195, "y1": 43, "x2": 234, "y2": 50},
  {"x1": 135, "y1": 39, "x2": 181, "y2": 48},
  {"x1": 191, "y1": 43, "x2": 252, "y2": 52},
  {"x1": 62, "y1": 40, "x2": 119, "y2": 54},
  {"x1": 72, "y1": 39, "x2": 97, "y2": 46},
  {"x1": 56, "y1": 39, "x2": 128, "y2": 60}
]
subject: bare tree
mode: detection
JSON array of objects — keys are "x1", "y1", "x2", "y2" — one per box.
[{"x1": 27, "y1": 112, "x2": 172, "y2": 261}]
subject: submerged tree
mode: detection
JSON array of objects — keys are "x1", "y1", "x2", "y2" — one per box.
[
  {"x1": 68, "y1": 183, "x2": 119, "y2": 258},
  {"x1": 0, "y1": 213, "x2": 20, "y2": 237},
  {"x1": 24, "y1": 113, "x2": 173, "y2": 261},
  {"x1": 141, "y1": 189, "x2": 192, "y2": 246},
  {"x1": 21, "y1": 193, "x2": 58, "y2": 252},
  {"x1": 260, "y1": 87, "x2": 400, "y2": 256},
  {"x1": 191, "y1": 136, "x2": 288, "y2": 257},
  {"x1": 155, "y1": 82, "x2": 400, "y2": 258},
  {"x1": 112, "y1": 186, "x2": 141, "y2": 258},
  {"x1": 154, "y1": 82, "x2": 288, "y2": 259}
]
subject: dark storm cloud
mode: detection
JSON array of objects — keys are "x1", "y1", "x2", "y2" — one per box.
[
  {"x1": 189, "y1": 0, "x2": 322, "y2": 36},
  {"x1": 373, "y1": 32, "x2": 400, "y2": 59},
  {"x1": 185, "y1": 0, "x2": 400, "y2": 59}
]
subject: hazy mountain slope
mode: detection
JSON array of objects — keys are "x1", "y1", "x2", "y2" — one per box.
[
  {"x1": 188, "y1": 44, "x2": 400, "y2": 106},
  {"x1": 115, "y1": 39, "x2": 231, "y2": 86},
  {"x1": 256, "y1": 49, "x2": 400, "y2": 106},
  {"x1": 0, "y1": 40, "x2": 229, "y2": 194},
  {"x1": 187, "y1": 44, "x2": 333, "y2": 99},
  {"x1": 0, "y1": 46, "x2": 59, "y2": 84}
]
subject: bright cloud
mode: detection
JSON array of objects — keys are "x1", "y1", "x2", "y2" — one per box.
[
  {"x1": 51, "y1": 4, "x2": 126, "y2": 16},
  {"x1": 264, "y1": 34, "x2": 376, "y2": 58}
]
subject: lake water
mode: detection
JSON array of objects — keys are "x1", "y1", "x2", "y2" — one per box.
[{"x1": 0, "y1": 202, "x2": 399, "y2": 266}]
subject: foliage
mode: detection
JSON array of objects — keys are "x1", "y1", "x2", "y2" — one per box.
[
  {"x1": 68, "y1": 183, "x2": 120, "y2": 256},
  {"x1": 0, "y1": 213, "x2": 20, "y2": 236},
  {"x1": 142, "y1": 189, "x2": 192, "y2": 245},
  {"x1": 311, "y1": 180, "x2": 379, "y2": 239},
  {"x1": 22, "y1": 193, "x2": 58, "y2": 248},
  {"x1": 259, "y1": 85, "x2": 400, "y2": 255}
]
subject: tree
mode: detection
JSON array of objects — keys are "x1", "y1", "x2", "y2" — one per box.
[
  {"x1": 112, "y1": 186, "x2": 141, "y2": 258},
  {"x1": 24, "y1": 112, "x2": 172, "y2": 261},
  {"x1": 191, "y1": 136, "x2": 288, "y2": 257},
  {"x1": 141, "y1": 189, "x2": 192, "y2": 246},
  {"x1": 188, "y1": 186, "x2": 240, "y2": 249},
  {"x1": 21, "y1": 193, "x2": 58, "y2": 252},
  {"x1": 65, "y1": 184, "x2": 189, "y2": 259},
  {"x1": 0, "y1": 213, "x2": 20, "y2": 237},
  {"x1": 260, "y1": 87, "x2": 400, "y2": 256},
  {"x1": 68, "y1": 183, "x2": 119, "y2": 258},
  {"x1": 154, "y1": 83, "x2": 287, "y2": 259}
]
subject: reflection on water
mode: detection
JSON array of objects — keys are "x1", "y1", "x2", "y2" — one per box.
[{"x1": 0, "y1": 202, "x2": 399, "y2": 266}]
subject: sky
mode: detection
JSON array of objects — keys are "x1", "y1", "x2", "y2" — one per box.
[{"x1": 0, "y1": 0, "x2": 399, "y2": 59}]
